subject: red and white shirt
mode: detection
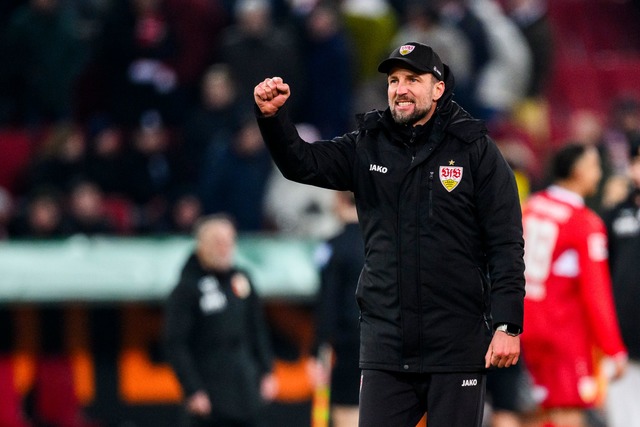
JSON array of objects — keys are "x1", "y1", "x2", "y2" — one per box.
[{"x1": 522, "y1": 185, "x2": 626, "y2": 358}]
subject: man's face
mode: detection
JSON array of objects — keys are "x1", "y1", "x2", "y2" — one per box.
[
  {"x1": 196, "y1": 221, "x2": 236, "y2": 271},
  {"x1": 387, "y1": 67, "x2": 444, "y2": 126},
  {"x1": 574, "y1": 147, "x2": 602, "y2": 197}
]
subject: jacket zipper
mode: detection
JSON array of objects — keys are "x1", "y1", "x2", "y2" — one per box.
[
  {"x1": 478, "y1": 267, "x2": 492, "y2": 331},
  {"x1": 428, "y1": 171, "x2": 434, "y2": 218},
  {"x1": 416, "y1": 168, "x2": 423, "y2": 370}
]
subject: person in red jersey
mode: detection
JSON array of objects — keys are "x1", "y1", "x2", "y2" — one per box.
[{"x1": 521, "y1": 143, "x2": 628, "y2": 427}]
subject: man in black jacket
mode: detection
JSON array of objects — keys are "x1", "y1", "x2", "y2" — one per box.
[
  {"x1": 164, "y1": 214, "x2": 277, "y2": 427},
  {"x1": 604, "y1": 143, "x2": 640, "y2": 427},
  {"x1": 253, "y1": 42, "x2": 525, "y2": 427}
]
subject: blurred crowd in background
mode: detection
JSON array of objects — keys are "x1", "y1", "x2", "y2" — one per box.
[
  {"x1": 2, "y1": 1, "x2": 640, "y2": 427},
  {"x1": 1, "y1": 0, "x2": 638, "y2": 242}
]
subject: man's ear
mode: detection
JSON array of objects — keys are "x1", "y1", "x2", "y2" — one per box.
[{"x1": 433, "y1": 80, "x2": 445, "y2": 102}]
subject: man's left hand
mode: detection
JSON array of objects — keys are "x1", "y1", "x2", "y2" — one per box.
[{"x1": 484, "y1": 331, "x2": 520, "y2": 369}]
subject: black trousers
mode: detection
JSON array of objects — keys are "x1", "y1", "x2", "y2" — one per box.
[{"x1": 358, "y1": 369, "x2": 486, "y2": 427}]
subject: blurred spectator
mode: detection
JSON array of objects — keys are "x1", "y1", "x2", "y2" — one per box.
[
  {"x1": 437, "y1": 0, "x2": 492, "y2": 117},
  {"x1": 341, "y1": 0, "x2": 397, "y2": 115},
  {"x1": 24, "y1": 122, "x2": 87, "y2": 195},
  {"x1": 501, "y1": 0, "x2": 554, "y2": 99},
  {"x1": 495, "y1": 136, "x2": 539, "y2": 203},
  {"x1": 300, "y1": 3, "x2": 354, "y2": 139},
  {"x1": 603, "y1": 96, "x2": 640, "y2": 175},
  {"x1": 0, "y1": 186, "x2": 14, "y2": 240},
  {"x1": 521, "y1": 143, "x2": 628, "y2": 427},
  {"x1": 63, "y1": 0, "x2": 112, "y2": 44},
  {"x1": 164, "y1": 214, "x2": 277, "y2": 426},
  {"x1": 263, "y1": 123, "x2": 341, "y2": 239},
  {"x1": 467, "y1": 0, "x2": 532, "y2": 124},
  {"x1": 96, "y1": 0, "x2": 182, "y2": 126},
  {"x1": 499, "y1": 0, "x2": 555, "y2": 158},
  {"x1": 163, "y1": 0, "x2": 228, "y2": 98},
  {"x1": 217, "y1": 0, "x2": 306, "y2": 119},
  {"x1": 199, "y1": 118, "x2": 273, "y2": 232},
  {"x1": 0, "y1": 0, "x2": 88, "y2": 125},
  {"x1": 83, "y1": 117, "x2": 130, "y2": 196},
  {"x1": 9, "y1": 187, "x2": 67, "y2": 239},
  {"x1": 604, "y1": 143, "x2": 640, "y2": 427},
  {"x1": 63, "y1": 179, "x2": 116, "y2": 236},
  {"x1": 341, "y1": 0, "x2": 397, "y2": 82},
  {"x1": 122, "y1": 110, "x2": 184, "y2": 232},
  {"x1": 566, "y1": 109, "x2": 623, "y2": 215},
  {"x1": 311, "y1": 191, "x2": 364, "y2": 427},
  {"x1": 164, "y1": 192, "x2": 203, "y2": 235},
  {"x1": 182, "y1": 64, "x2": 247, "y2": 186},
  {"x1": 391, "y1": 2, "x2": 473, "y2": 111}
]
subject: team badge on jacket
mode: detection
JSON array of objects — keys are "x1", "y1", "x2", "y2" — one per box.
[
  {"x1": 232, "y1": 273, "x2": 251, "y2": 299},
  {"x1": 439, "y1": 161, "x2": 463, "y2": 192}
]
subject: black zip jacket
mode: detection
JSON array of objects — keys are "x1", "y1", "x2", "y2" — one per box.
[
  {"x1": 314, "y1": 222, "x2": 365, "y2": 351},
  {"x1": 256, "y1": 67, "x2": 525, "y2": 373},
  {"x1": 605, "y1": 190, "x2": 640, "y2": 360},
  {"x1": 164, "y1": 254, "x2": 274, "y2": 421}
]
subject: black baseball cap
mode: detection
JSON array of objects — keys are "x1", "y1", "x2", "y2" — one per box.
[{"x1": 378, "y1": 42, "x2": 444, "y2": 81}]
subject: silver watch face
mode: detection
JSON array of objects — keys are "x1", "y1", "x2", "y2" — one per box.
[{"x1": 496, "y1": 324, "x2": 519, "y2": 336}]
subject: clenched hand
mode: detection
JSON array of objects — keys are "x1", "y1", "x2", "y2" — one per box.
[{"x1": 254, "y1": 77, "x2": 291, "y2": 117}]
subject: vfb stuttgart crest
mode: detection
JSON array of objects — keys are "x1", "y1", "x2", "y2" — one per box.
[
  {"x1": 399, "y1": 45, "x2": 415, "y2": 55},
  {"x1": 439, "y1": 165, "x2": 463, "y2": 192}
]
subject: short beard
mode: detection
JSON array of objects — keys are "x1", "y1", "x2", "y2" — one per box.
[{"x1": 390, "y1": 105, "x2": 429, "y2": 126}]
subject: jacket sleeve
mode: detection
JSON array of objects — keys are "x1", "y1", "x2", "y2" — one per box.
[
  {"x1": 255, "y1": 105, "x2": 357, "y2": 191},
  {"x1": 473, "y1": 137, "x2": 526, "y2": 331},
  {"x1": 163, "y1": 280, "x2": 204, "y2": 397}
]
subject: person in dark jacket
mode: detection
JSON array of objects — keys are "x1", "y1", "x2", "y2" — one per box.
[
  {"x1": 604, "y1": 142, "x2": 640, "y2": 427},
  {"x1": 253, "y1": 42, "x2": 525, "y2": 427},
  {"x1": 311, "y1": 191, "x2": 364, "y2": 427},
  {"x1": 164, "y1": 214, "x2": 278, "y2": 427}
]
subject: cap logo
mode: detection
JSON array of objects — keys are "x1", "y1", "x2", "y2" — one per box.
[
  {"x1": 433, "y1": 66, "x2": 442, "y2": 77},
  {"x1": 399, "y1": 45, "x2": 415, "y2": 56}
]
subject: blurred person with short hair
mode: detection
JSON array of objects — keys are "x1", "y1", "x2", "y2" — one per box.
[
  {"x1": 182, "y1": 64, "x2": 247, "y2": 186},
  {"x1": 198, "y1": 118, "x2": 273, "y2": 231},
  {"x1": 164, "y1": 214, "x2": 277, "y2": 427},
  {"x1": 63, "y1": 179, "x2": 115, "y2": 236},
  {"x1": 521, "y1": 143, "x2": 628, "y2": 427},
  {"x1": 166, "y1": 192, "x2": 203, "y2": 235},
  {"x1": 24, "y1": 122, "x2": 87, "y2": 195},
  {"x1": 8, "y1": 187, "x2": 67, "y2": 239},
  {"x1": 603, "y1": 143, "x2": 640, "y2": 427}
]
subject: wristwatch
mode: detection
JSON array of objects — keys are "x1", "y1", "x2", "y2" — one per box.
[{"x1": 495, "y1": 323, "x2": 521, "y2": 337}]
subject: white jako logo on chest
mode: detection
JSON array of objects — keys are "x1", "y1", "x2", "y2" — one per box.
[
  {"x1": 369, "y1": 164, "x2": 388, "y2": 174},
  {"x1": 198, "y1": 276, "x2": 228, "y2": 314}
]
